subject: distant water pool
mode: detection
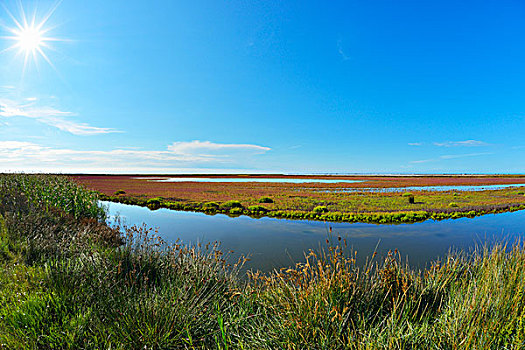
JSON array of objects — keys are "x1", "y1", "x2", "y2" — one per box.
[
  {"x1": 103, "y1": 201, "x2": 525, "y2": 273},
  {"x1": 141, "y1": 177, "x2": 364, "y2": 184},
  {"x1": 329, "y1": 184, "x2": 525, "y2": 193}
]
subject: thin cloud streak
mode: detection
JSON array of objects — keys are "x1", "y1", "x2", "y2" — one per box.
[
  {"x1": 168, "y1": 140, "x2": 270, "y2": 154},
  {"x1": 433, "y1": 140, "x2": 489, "y2": 147},
  {"x1": 0, "y1": 98, "x2": 120, "y2": 135},
  {"x1": 440, "y1": 152, "x2": 494, "y2": 159},
  {"x1": 410, "y1": 152, "x2": 493, "y2": 164},
  {"x1": 42, "y1": 117, "x2": 120, "y2": 136},
  {"x1": 337, "y1": 39, "x2": 350, "y2": 61}
]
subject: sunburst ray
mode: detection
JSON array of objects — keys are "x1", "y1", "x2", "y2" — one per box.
[{"x1": 1, "y1": 1, "x2": 66, "y2": 72}]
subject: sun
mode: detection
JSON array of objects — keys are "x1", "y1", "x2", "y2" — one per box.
[
  {"x1": 1, "y1": 2, "x2": 65, "y2": 72},
  {"x1": 16, "y1": 26, "x2": 45, "y2": 53}
]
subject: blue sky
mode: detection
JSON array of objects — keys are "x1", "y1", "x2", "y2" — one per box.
[{"x1": 0, "y1": 0, "x2": 524, "y2": 174}]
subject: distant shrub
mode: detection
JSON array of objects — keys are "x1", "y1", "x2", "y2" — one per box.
[
  {"x1": 165, "y1": 202, "x2": 183, "y2": 210},
  {"x1": 403, "y1": 193, "x2": 415, "y2": 204},
  {"x1": 220, "y1": 200, "x2": 243, "y2": 210},
  {"x1": 258, "y1": 197, "x2": 274, "y2": 203},
  {"x1": 248, "y1": 205, "x2": 267, "y2": 213},
  {"x1": 146, "y1": 197, "x2": 164, "y2": 207},
  {"x1": 449, "y1": 202, "x2": 459, "y2": 208},
  {"x1": 313, "y1": 206, "x2": 328, "y2": 214},
  {"x1": 229, "y1": 207, "x2": 243, "y2": 215},
  {"x1": 203, "y1": 202, "x2": 219, "y2": 210},
  {"x1": 114, "y1": 190, "x2": 126, "y2": 196}
]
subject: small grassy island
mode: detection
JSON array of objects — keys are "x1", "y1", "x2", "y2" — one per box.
[
  {"x1": 76, "y1": 174, "x2": 525, "y2": 224},
  {"x1": 1, "y1": 174, "x2": 525, "y2": 348}
]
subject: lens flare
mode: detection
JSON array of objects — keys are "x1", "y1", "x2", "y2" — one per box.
[
  {"x1": 1, "y1": 2, "x2": 65, "y2": 73},
  {"x1": 16, "y1": 26, "x2": 44, "y2": 52}
]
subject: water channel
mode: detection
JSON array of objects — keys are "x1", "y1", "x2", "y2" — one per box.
[{"x1": 103, "y1": 201, "x2": 525, "y2": 273}]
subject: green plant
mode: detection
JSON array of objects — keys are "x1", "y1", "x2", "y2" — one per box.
[
  {"x1": 313, "y1": 205, "x2": 328, "y2": 214},
  {"x1": 248, "y1": 205, "x2": 267, "y2": 213},
  {"x1": 220, "y1": 200, "x2": 243, "y2": 210},
  {"x1": 449, "y1": 202, "x2": 458, "y2": 207},
  {"x1": 0, "y1": 174, "x2": 105, "y2": 220},
  {"x1": 258, "y1": 197, "x2": 274, "y2": 204},
  {"x1": 146, "y1": 197, "x2": 164, "y2": 208},
  {"x1": 114, "y1": 190, "x2": 126, "y2": 195},
  {"x1": 229, "y1": 207, "x2": 243, "y2": 215},
  {"x1": 203, "y1": 202, "x2": 219, "y2": 211},
  {"x1": 403, "y1": 192, "x2": 415, "y2": 204}
]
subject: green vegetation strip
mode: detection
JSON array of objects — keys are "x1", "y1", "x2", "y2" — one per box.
[
  {"x1": 100, "y1": 193, "x2": 525, "y2": 224},
  {"x1": 2, "y1": 174, "x2": 525, "y2": 348}
]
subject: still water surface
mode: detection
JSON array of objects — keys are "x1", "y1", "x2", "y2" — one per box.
[
  {"x1": 103, "y1": 201, "x2": 525, "y2": 273},
  {"x1": 329, "y1": 184, "x2": 525, "y2": 193},
  {"x1": 146, "y1": 177, "x2": 364, "y2": 184}
]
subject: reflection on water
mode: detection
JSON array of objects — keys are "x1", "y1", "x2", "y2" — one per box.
[{"x1": 103, "y1": 201, "x2": 525, "y2": 273}]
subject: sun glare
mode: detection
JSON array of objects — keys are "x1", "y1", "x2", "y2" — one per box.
[
  {"x1": 16, "y1": 26, "x2": 44, "y2": 52},
  {"x1": 1, "y1": 2, "x2": 64, "y2": 72}
]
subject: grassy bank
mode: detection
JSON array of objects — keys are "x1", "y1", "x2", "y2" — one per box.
[
  {"x1": 99, "y1": 192, "x2": 525, "y2": 224},
  {"x1": 2, "y1": 174, "x2": 525, "y2": 348}
]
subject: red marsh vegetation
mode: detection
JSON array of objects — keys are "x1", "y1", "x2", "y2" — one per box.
[{"x1": 73, "y1": 174, "x2": 525, "y2": 217}]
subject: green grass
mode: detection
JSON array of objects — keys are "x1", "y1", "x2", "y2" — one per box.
[{"x1": 2, "y1": 174, "x2": 525, "y2": 348}]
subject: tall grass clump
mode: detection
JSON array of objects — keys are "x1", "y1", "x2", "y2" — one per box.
[
  {"x1": 248, "y1": 241, "x2": 525, "y2": 348},
  {"x1": 39, "y1": 224, "x2": 255, "y2": 349},
  {"x1": 0, "y1": 173, "x2": 105, "y2": 220},
  {"x1": 0, "y1": 174, "x2": 114, "y2": 265}
]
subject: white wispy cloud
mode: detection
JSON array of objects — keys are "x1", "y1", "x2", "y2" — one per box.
[
  {"x1": 0, "y1": 98, "x2": 120, "y2": 135},
  {"x1": 42, "y1": 117, "x2": 119, "y2": 136},
  {"x1": 410, "y1": 152, "x2": 493, "y2": 164},
  {"x1": 337, "y1": 39, "x2": 350, "y2": 61},
  {"x1": 0, "y1": 140, "x2": 271, "y2": 172},
  {"x1": 433, "y1": 140, "x2": 489, "y2": 147},
  {"x1": 409, "y1": 158, "x2": 435, "y2": 164},
  {"x1": 168, "y1": 140, "x2": 270, "y2": 155},
  {"x1": 440, "y1": 152, "x2": 493, "y2": 159},
  {"x1": 0, "y1": 99, "x2": 73, "y2": 118},
  {"x1": 408, "y1": 142, "x2": 422, "y2": 146}
]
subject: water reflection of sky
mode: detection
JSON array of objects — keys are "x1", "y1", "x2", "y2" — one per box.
[
  {"x1": 141, "y1": 177, "x2": 364, "y2": 184},
  {"x1": 104, "y1": 201, "x2": 525, "y2": 273}
]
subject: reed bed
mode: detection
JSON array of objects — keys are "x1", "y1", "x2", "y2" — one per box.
[{"x1": 1, "y1": 174, "x2": 525, "y2": 349}]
